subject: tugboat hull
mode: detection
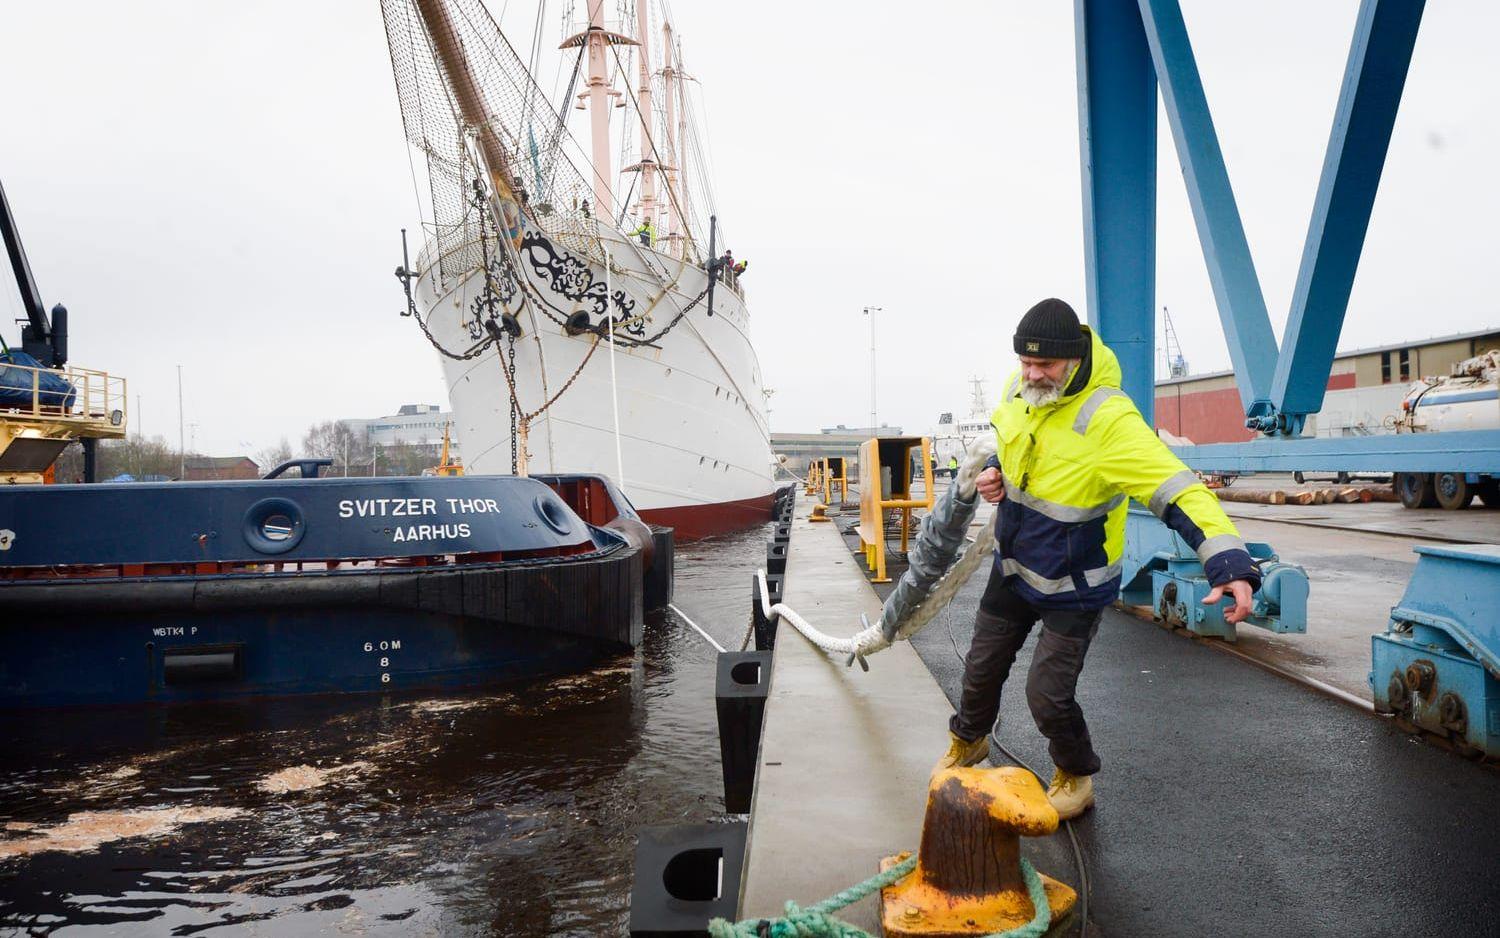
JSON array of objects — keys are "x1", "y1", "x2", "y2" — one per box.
[{"x1": 0, "y1": 475, "x2": 658, "y2": 708}]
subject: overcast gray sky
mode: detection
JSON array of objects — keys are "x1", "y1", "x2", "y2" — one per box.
[{"x1": 2, "y1": 1, "x2": 1495, "y2": 457}]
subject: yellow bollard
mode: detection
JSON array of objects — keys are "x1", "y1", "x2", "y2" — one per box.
[
  {"x1": 809, "y1": 503, "x2": 830, "y2": 522},
  {"x1": 879, "y1": 766, "x2": 1077, "y2": 936}
]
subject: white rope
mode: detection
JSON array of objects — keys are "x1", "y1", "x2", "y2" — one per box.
[
  {"x1": 750, "y1": 440, "x2": 1000, "y2": 667},
  {"x1": 668, "y1": 602, "x2": 726, "y2": 653},
  {"x1": 755, "y1": 568, "x2": 876, "y2": 656},
  {"x1": 604, "y1": 244, "x2": 626, "y2": 492}
]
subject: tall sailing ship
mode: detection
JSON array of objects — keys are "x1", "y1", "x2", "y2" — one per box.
[{"x1": 381, "y1": 0, "x2": 775, "y2": 539}]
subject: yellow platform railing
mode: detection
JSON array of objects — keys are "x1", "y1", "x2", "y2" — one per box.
[
  {"x1": 1, "y1": 360, "x2": 127, "y2": 483},
  {"x1": 821, "y1": 455, "x2": 849, "y2": 506},
  {"x1": 1, "y1": 360, "x2": 127, "y2": 433},
  {"x1": 857, "y1": 436, "x2": 935, "y2": 583},
  {"x1": 805, "y1": 458, "x2": 824, "y2": 496}
]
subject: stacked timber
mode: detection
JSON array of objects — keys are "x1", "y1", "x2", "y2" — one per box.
[{"x1": 1215, "y1": 485, "x2": 1397, "y2": 506}]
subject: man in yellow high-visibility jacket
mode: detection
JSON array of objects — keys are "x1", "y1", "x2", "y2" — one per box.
[{"x1": 936, "y1": 298, "x2": 1259, "y2": 819}]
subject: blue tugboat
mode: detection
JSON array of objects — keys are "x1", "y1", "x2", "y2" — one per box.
[
  {"x1": 0, "y1": 176, "x2": 672, "y2": 709},
  {"x1": 0, "y1": 468, "x2": 670, "y2": 708}
]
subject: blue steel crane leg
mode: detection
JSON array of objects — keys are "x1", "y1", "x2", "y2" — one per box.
[
  {"x1": 1078, "y1": 2, "x2": 1309, "y2": 638},
  {"x1": 1269, "y1": 0, "x2": 1426, "y2": 431},
  {"x1": 1371, "y1": 546, "x2": 1500, "y2": 758},
  {"x1": 1075, "y1": 0, "x2": 1157, "y2": 420},
  {"x1": 1135, "y1": 0, "x2": 1280, "y2": 419}
]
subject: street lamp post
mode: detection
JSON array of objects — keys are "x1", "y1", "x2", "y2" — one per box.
[{"x1": 862, "y1": 306, "x2": 882, "y2": 434}]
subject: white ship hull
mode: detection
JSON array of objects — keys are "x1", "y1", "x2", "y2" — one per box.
[{"x1": 416, "y1": 223, "x2": 775, "y2": 539}]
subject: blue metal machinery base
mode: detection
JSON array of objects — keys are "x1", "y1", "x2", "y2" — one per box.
[
  {"x1": 1121, "y1": 509, "x2": 1308, "y2": 640},
  {"x1": 1371, "y1": 545, "x2": 1500, "y2": 758}
]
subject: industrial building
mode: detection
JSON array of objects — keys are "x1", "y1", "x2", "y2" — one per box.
[
  {"x1": 344, "y1": 403, "x2": 457, "y2": 455},
  {"x1": 771, "y1": 425, "x2": 903, "y2": 473},
  {"x1": 1154, "y1": 326, "x2": 1500, "y2": 443}
]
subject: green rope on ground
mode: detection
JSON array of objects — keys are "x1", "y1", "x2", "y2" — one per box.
[{"x1": 707, "y1": 854, "x2": 1052, "y2": 938}]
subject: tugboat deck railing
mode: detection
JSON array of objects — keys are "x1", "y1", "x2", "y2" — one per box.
[{"x1": 0, "y1": 361, "x2": 127, "y2": 439}]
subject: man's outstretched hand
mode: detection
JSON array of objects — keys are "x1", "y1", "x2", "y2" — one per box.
[
  {"x1": 976, "y1": 467, "x2": 1005, "y2": 504},
  {"x1": 1204, "y1": 579, "x2": 1254, "y2": 624}
]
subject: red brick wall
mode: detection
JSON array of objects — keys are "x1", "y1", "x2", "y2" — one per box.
[
  {"x1": 1153, "y1": 373, "x2": 1355, "y2": 444},
  {"x1": 184, "y1": 461, "x2": 260, "y2": 481}
]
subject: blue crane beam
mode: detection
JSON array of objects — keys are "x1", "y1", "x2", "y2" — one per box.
[
  {"x1": 1269, "y1": 0, "x2": 1426, "y2": 430},
  {"x1": 1077, "y1": 0, "x2": 1478, "y2": 475},
  {"x1": 1135, "y1": 0, "x2": 1279, "y2": 417},
  {"x1": 1075, "y1": 0, "x2": 1158, "y2": 418},
  {"x1": 1127, "y1": 0, "x2": 1427, "y2": 434},
  {"x1": 1172, "y1": 429, "x2": 1500, "y2": 474}
]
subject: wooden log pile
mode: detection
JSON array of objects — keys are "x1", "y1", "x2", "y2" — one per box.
[{"x1": 1215, "y1": 484, "x2": 1398, "y2": 506}]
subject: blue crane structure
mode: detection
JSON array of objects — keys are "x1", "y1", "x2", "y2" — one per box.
[{"x1": 1075, "y1": 0, "x2": 1499, "y2": 756}]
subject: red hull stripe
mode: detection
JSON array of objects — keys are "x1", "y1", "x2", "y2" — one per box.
[{"x1": 639, "y1": 493, "x2": 775, "y2": 541}]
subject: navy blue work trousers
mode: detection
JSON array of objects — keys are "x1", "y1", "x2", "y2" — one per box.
[{"x1": 948, "y1": 566, "x2": 1104, "y2": 776}]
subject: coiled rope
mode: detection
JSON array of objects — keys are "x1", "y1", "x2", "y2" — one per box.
[{"x1": 706, "y1": 854, "x2": 1050, "y2": 938}]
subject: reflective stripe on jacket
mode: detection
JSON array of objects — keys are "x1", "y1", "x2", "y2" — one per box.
[{"x1": 988, "y1": 326, "x2": 1259, "y2": 610}]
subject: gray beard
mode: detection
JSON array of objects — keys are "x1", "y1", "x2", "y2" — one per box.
[{"x1": 1019, "y1": 382, "x2": 1064, "y2": 408}]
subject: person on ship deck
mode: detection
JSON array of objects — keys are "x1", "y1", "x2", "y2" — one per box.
[{"x1": 632, "y1": 218, "x2": 656, "y2": 247}]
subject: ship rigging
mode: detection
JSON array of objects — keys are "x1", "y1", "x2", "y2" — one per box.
[{"x1": 380, "y1": 0, "x2": 775, "y2": 538}]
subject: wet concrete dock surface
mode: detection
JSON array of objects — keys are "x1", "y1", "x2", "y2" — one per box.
[
  {"x1": 1220, "y1": 491, "x2": 1496, "y2": 700},
  {"x1": 739, "y1": 495, "x2": 954, "y2": 931},
  {"x1": 910, "y1": 580, "x2": 1500, "y2": 936},
  {"x1": 814, "y1": 479, "x2": 1500, "y2": 935}
]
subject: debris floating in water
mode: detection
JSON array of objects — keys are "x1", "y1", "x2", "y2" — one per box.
[
  {"x1": 0, "y1": 807, "x2": 243, "y2": 858},
  {"x1": 256, "y1": 762, "x2": 369, "y2": 795}
]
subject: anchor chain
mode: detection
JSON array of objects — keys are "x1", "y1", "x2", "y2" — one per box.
[{"x1": 507, "y1": 333, "x2": 519, "y2": 475}]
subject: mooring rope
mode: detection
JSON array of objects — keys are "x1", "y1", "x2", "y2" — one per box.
[
  {"x1": 755, "y1": 568, "x2": 872, "y2": 656},
  {"x1": 667, "y1": 602, "x2": 726, "y2": 654},
  {"x1": 750, "y1": 515, "x2": 996, "y2": 666},
  {"x1": 706, "y1": 854, "x2": 1050, "y2": 938}
]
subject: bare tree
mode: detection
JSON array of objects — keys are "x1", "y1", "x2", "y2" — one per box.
[
  {"x1": 256, "y1": 437, "x2": 294, "y2": 476},
  {"x1": 51, "y1": 434, "x2": 184, "y2": 482},
  {"x1": 379, "y1": 436, "x2": 436, "y2": 477},
  {"x1": 302, "y1": 420, "x2": 371, "y2": 477}
]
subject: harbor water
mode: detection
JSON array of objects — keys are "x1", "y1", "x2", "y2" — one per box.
[{"x1": 0, "y1": 523, "x2": 771, "y2": 936}]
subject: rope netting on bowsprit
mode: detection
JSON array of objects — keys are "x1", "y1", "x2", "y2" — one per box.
[{"x1": 381, "y1": 0, "x2": 603, "y2": 275}]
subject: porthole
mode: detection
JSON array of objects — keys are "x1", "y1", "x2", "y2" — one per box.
[{"x1": 243, "y1": 497, "x2": 306, "y2": 555}]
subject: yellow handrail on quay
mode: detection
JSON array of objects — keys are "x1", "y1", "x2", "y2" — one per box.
[
  {"x1": 856, "y1": 436, "x2": 935, "y2": 583},
  {"x1": 821, "y1": 455, "x2": 849, "y2": 506},
  {"x1": 805, "y1": 458, "x2": 824, "y2": 496}
]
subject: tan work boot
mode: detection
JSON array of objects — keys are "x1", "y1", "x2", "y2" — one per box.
[
  {"x1": 1046, "y1": 768, "x2": 1095, "y2": 820},
  {"x1": 933, "y1": 731, "x2": 989, "y2": 773}
]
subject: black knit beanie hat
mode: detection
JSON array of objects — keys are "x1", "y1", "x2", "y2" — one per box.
[{"x1": 1014, "y1": 298, "x2": 1089, "y2": 359}]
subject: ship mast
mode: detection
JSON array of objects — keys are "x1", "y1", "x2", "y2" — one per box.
[
  {"x1": 968, "y1": 376, "x2": 989, "y2": 417},
  {"x1": 411, "y1": 0, "x2": 521, "y2": 208},
  {"x1": 561, "y1": 0, "x2": 635, "y2": 220},
  {"x1": 630, "y1": 0, "x2": 658, "y2": 232},
  {"x1": 660, "y1": 19, "x2": 680, "y2": 254},
  {"x1": 584, "y1": 0, "x2": 614, "y2": 218},
  {"x1": 675, "y1": 38, "x2": 693, "y2": 257}
]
